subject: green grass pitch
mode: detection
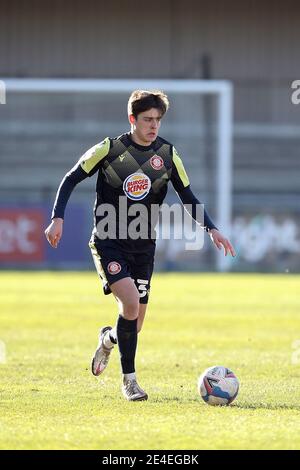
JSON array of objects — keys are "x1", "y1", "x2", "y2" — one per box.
[{"x1": 0, "y1": 272, "x2": 300, "y2": 450}]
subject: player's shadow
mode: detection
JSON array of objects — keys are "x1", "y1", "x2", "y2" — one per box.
[
  {"x1": 151, "y1": 398, "x2": 300, "y2": 410},
  {"x1": 232, "y1": 402, "x2": 300, "y2": 411}
]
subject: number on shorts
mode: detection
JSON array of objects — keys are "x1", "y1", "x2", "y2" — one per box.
[{"x1": 137, "y1": 279, "x2": 149, "y2": 298}]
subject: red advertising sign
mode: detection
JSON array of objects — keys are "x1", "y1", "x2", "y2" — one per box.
[{"x1": 0, "y1": 209, "x2": 45, "y2": 262}]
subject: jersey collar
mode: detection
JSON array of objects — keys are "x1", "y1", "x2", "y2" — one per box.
[{"x1": 126, "y1": 132, "x2": 157, "y2": 151}]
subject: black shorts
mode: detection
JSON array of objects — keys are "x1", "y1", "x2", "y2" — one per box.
[{"x1": 89, "y1": 240, "x2": 154, "y2": 304}]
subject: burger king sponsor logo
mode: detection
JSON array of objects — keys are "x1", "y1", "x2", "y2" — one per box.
[
  {"x1": 123, "y1": 172, "x2": 151, "y2": 200},
  {"x1": 108, "y1": 261, "x2": 121, "y2": 275},
  {"x1": 150, "y1": 155, "x2": 164, "y2": 170}
]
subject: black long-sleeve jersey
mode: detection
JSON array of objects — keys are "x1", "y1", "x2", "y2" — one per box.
[{"x1": 52, "y1": 132, "x2": 217, "y2": 253}]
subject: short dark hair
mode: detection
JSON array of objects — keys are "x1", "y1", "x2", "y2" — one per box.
[{"x1": 127, "y1": 90, "x2": 169, "y2": 118}]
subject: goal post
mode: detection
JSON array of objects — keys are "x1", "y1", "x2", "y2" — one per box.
[{"x1": 4, "y1": 78, "x2": 233, "y2": 271}]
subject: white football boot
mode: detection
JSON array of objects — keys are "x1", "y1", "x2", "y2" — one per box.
[
  {"x1": 91, "y1": 326, "x2": 114, "y2": 376},
  {"x1": 122, "y1": 377, "x2": 148, "y2": 401}
]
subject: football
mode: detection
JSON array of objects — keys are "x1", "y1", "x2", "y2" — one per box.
[{"x1": 198, "y1": 366, "x2": 239, "y2": 406}]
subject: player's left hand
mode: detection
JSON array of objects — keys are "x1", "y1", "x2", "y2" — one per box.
[{"x1": 209, "y1": 229, "x2": 236, "y2": 257}]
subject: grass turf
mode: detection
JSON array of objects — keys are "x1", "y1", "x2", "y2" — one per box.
[{"x1": 0, "y1": 272, "x2": 300, "y2": 450}]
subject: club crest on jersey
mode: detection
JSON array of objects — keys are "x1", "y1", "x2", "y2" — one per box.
[
  {"x1": 107, "y1": 262, "x2": 121, "y2": 275},
  {"x1": 123, "y1": 172, "x2": 151, "y2": 201},
  {"x1": 150, "y1": 155, "x2": 164, "y2": 170}
]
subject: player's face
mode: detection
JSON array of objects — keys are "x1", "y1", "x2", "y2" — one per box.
[{"x1": 130, "y1": 108, "x2": 162, "y2": 146}]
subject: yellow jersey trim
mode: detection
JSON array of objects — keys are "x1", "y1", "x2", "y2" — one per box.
[
  {"x1": 172, "y1": 147, "x2": 190, "y2": 188},
  {"x1": 80, "y1": 137, "x2": 110, "y2": 174}
]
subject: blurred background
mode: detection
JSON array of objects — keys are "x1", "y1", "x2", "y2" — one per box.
[{"x1": 0, "y1": 0, "x2": 299, "y2": 272}]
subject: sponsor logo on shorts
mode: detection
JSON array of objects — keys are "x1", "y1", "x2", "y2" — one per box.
[
  {"x1": 150, "y1": 155, "x2": 164, "y2": 170},
  {"x1": 107, "y1": 261, "x2": 121, "y2": 275},
  {"x1": 123, "y1": 172, "x2": 151, "y2": 201}
]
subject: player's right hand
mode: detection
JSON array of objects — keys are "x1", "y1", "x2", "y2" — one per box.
[{"x1": 44, "y1": 218, "x2": 63, "y2": 248}]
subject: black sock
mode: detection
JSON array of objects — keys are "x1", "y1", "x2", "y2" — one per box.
[{"x1": 116, "y1": 315, "x2": 137, "y2": 374}]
